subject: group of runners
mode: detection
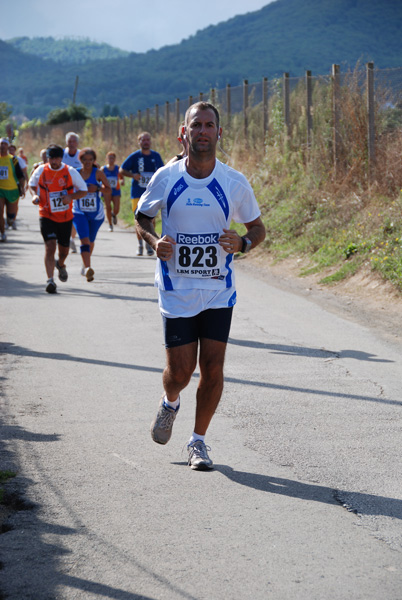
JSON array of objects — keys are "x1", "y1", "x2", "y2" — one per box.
[{"x1": 2, "y1": 102, "x2": 266, "y2": 469}]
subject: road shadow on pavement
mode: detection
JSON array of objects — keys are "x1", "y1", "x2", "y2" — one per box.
[
  {"x1": 0, "y1": 415, "x2": 197, "y2": 600},
  {"x1": 216, "y1": 466, "x2": 402, "y2": 520},
  {"x1": 2, "y1": 342, "x2": 399, "y2": 408},
  {"x1": 1, "y1": 342, "x2": 164, "y2": 374},
  {"x1": 228, "y1": 338, "x2": 394, "y2": 363}
]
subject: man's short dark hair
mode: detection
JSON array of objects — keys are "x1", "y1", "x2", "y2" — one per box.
[
  {"x1": 185, "y1": 102, "x2": 220, "y2": 130},
  {"x1": 47, "y1": 144, "x2": 64, "y2": 159}
]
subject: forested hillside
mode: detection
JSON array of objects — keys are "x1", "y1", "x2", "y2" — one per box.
[
  {"x1": 7, "y1": 37, "x2": 129, "y2": 64},
  {"x1": 2, "y1": 0, "x2": 402, "y2": 120}
]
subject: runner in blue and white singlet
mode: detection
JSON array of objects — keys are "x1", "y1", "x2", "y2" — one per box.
[
  {"x1": 136, "y1": 102, "x2": 266, "y2": 471},
  {"x1": 72, "y1": 148, "x2": 110, "y2": 282},
  {"x1": 138, "y1": 158, "x2": 261, "y2": 317}
]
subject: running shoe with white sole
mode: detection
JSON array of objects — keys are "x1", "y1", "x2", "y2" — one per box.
[
  {"x1": 46, "y1": 279, "x2": 57, "y2": 294},
  {"x1": 55, "y1": 260, "x2": 68, "y2": 282},
  {"x1": 150, "y1": 396, "x2": 180, "y2": 444},
  {"x1": 85, "y1": 267, "x2": 94, "y2": 282},
  {"x1": 70, "y1": 238, "x2": 77, "y2": 253},
  {"x1": 187, "y1": 440, "x2": 213, "y2": 470}
]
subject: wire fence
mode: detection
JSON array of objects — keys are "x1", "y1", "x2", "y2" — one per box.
[{"x1": 21, "y1": 62, "x2": 402, "y2": 181}]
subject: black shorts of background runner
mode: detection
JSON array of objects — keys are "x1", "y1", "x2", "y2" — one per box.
[
  {"x1": 162, "y1": 306, "x2": 233, "y2": 348},
  {"x1": 39, "y1": 218, "x2": 73, "y2": 247}
]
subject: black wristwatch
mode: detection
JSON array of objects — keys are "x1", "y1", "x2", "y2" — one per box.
[{"x1": 241, "y1": 236, "x2": 252, "y2": 253}]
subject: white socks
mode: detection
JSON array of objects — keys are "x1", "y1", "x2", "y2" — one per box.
[
  {"x1": 188, "y1": 432, "x2": 205, "y2": 445},
  {"x1": 163, "y1": 395, "x2": 180, "y2": 410},
  {"x1": 162, "y1": 396, "x2": 205, "y2": 444}
]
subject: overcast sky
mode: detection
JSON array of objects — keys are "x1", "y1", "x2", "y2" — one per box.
[{"x1": 1, "y1": 0, "x2": 275, "y2": 53}]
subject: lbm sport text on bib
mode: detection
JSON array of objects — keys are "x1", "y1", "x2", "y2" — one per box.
[{"x1": 175, "y1": 232, "x2": 221, "y2": 278}]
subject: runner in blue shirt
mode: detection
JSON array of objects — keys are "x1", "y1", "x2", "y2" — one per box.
[
  {"x1": 101, "y1": 151, "x2": 124, "y2": 231},
  {"x1": 120, "y1": 132, "x2": 164, "y2": 256}
]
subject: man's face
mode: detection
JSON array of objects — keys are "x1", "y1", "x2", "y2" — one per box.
[
  {"x1": 186, "y1": 108, "x2": 220, "y2": 156},
  {"x1": 67, "y1": 137, "x2": 78, "y2": 153},
  {"x1": 49, "y1": 156, "x2": 63, "y2": 170},
  {"x1": 0, "y1": 142, "x2": 9, "y2": 156},
  {"x1": 139, "y1": 134, "x2": 151, "y2": 151},
  {"x1": 8, "y1": 145, "x2": 16, "y2": 156}
]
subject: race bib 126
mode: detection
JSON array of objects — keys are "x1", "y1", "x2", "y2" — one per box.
[
  {"x1": 49, "y1": 191, "x2": 68, "y2": 213},
  {"x1": 175, "y1": 232, "x2": 221, "y2": 278}
]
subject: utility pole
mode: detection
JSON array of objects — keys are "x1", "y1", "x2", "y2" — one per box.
[{"x1": 72, "y1": 76, "x2": 79, "y2": 104}]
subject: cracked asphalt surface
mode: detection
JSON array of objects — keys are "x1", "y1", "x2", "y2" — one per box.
[{"x1": 1, "y1": 200, "x2": 402, "y2": 599}]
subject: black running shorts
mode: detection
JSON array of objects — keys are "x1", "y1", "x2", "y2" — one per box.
[
  {"x1": 39, "y1": 217, "x2": 73, "y2": 248},
  {"x1": 162, "y1": 306, "x2": 233, "y2": 348}
]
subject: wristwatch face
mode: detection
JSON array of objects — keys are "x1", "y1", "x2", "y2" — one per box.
[{"x1": 244, "y1": 237, "x2": 252, "y2": 253}]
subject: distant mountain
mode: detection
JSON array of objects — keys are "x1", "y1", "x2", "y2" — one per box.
[
  {"x1": 7, "y1": 36, "x2": 129, "y2": 64},
  {"x1": 2, "y1": 0, "x2": 402, "y2": 120}
]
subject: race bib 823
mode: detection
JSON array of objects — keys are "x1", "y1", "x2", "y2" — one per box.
[{"x1": 175, "y1": 232, "x2": 221, "y2": 278}]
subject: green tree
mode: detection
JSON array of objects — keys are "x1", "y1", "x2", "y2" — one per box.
[
  {"x1": 100, "y1": 103, "x2": 111, "y2": 117},
  {"x1": 46, "y1": 103, "x2": 91, "y2": 125},
  {"x1": 0, "y1": 102, "x2": 14, "y2": 137},
  {"x1": 110, "y1": 105, "x2": 121, "y2": 117},
  {"x1": 0, "y1": 102, "x2": 13, "y2": 123}
]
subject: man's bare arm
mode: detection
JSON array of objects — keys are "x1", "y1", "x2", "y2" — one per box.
[
  {"x1": 219, "y1": 216, "x2": 266, "y2": 254},
  {"x1": 136, "y1": 212, "x2": 176, "y2": 261}
]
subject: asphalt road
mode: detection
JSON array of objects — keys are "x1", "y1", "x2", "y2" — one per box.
[{"x1": 1, "y1": 199, "x2": 402, "y2": 600}]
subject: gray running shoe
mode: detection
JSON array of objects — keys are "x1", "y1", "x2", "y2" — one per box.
[
  {"x1": 70, "y1": 238, "x2": 77, "y2": 253},
  {"x1": 137, "y1": 246, "x2": 143, "y2": 256},
  {"x1": 150, "y1": 397, "x2": 179, "y2": 445},
  {"x1": 46, "y1": 280, "x2": 57, "y2": 294},
  {"x1": 1, "y1": 233, "x2": 6, "y2": 242},
  {"x1": 55, "y1": 260, "x2": 68, "y2": 282},
  {"x1": 112, "y1": 212, "x2": 117, "y2": 225},
  {"x1": 187, "y1": 440, "x2": 213, "y2": 470}
]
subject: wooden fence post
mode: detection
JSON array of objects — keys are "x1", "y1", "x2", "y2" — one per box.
[
  {"x1": 263, "y1": 77, "x2": 268, "y2": 140},
  {"x1": 243, "y1": 79, "x2": 249, "y2": 139},
  {"x1": 165, "y1": 101, "x2": 170, "y2": 134},
  {"x1": 199, "y1": 92, "x2": 204, "y2": 102},
  {"x1": 226, "y1": 84, "x2": 231, "y2": 129},
  {"x1": 188, "y1": 96, "x2": 193, "y2": 108},
  {"x1": 306, "y1": 70, "x2": 313, "y2": 149},
  {"x1": 211, "y1": 88, "x2": 216, "y2": 106},
  {"x1": 332, "y1": 64, "x2": 341, "y2": 176},
  {"x1": 146, "y1": 108, "x2": 150, "y2": 131},
  {"x1": 137, "y1": 109, "x2": 142, "y2": 131},
  {"x1": 175, "y1": 98, "x2": 180, "y2": 128},
  {"x1": 367, "y1": 62, "x2": 376, "y2": 180},
  {"x1": 155, "y1": 105, "x2": 159, "y2": 134},
  {"x1": 283, "y1": 73, "x2": 290, "y2": 137}
]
